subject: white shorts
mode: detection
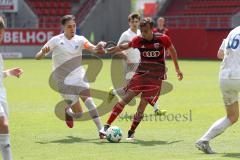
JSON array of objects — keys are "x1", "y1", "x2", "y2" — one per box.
[
  {"x1": 220, "y1": 79, "x2": 240, "y2": 106},
  {"x1": 0, "y1": 101, "x2": 8, "y2": 117},
  {"x1": 124, "y1": 62, "x2": 139, "y2": 81},
  {"x1": 61, "y1": 67, "x2": 89, "y2": 106}
]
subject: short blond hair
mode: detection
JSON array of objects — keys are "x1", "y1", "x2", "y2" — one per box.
[{"x1": 0, "y1": 16, "x2": 5, "y2": 30}]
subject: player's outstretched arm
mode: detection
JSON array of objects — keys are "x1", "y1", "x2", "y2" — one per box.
[
  {"x1": 3, "y1": 68, "x2": 23, "y2": 78},
  {"x1": 106, "y1": 42, "x2": 131, "y2": 54},
  {"x1": 35, "y1": 46, "x2": 51, "y2": 60},
  {"x1": 84, "y1": 41, "x2": 106, "y2": 54},
  {"x1": 168, "y1": 45, "x2": 183, "y2": 81}
]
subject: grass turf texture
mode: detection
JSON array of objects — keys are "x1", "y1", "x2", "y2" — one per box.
[{"x1": 3, "y1": 59, "x2": 240, "y2": 160}]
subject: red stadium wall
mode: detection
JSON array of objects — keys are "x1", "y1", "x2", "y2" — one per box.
[{"x1": 169, "y1": 29, "x2": 230, "y2": 59}]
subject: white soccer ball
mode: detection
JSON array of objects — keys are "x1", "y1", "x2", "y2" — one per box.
[{"x1": 106, "y1": 126, "x2": 123, "y2": 143}]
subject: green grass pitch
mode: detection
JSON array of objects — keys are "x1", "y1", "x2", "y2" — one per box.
[{"x1": 3, "y1": 59, "x2": 240, "y2": 160}]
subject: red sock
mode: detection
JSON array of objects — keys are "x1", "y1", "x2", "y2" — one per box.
[
  {"x1": 130, "y1": 113, "x2": 144, "y2": 132},
  {"x1": 107, "y1": 102, "x2": 125, "y2": 125}
]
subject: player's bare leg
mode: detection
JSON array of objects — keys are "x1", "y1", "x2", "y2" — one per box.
[
  {"x1": 110, "y1": 87, "x2": 166, "y2": 115},
  {"x1": 104, "y1": 90, "x2": 137, "y2": 131},
  {"x1": 0, "y1": 116, "x2": 12, "y2": 160},
  {"x1": 196, "y1": 101, "x2": 238, "y2": 154},
  {"x1": 79, "y1": 89, "x2": 104, "y2": 139},
  {"x1": 65, "y1": 101, "x2": 83, "y2": 128},
  {"x1": 110, "y1": 88, "x2": 167, "y2": 115},
  {"x1": 108, "y1": 87, "x2": 138, "y2": 106},
  {"x1": 127, "y1": 97, "x2": 148, "y2": 141}
]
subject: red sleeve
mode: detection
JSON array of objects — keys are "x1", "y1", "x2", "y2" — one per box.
[
  {"x1": 129, "y1": 36, "x2": 141, "y2": 48},
  {"x1": 164, "y1": 28, "x2": 170, "y2": 36},
  {"x1": 161, "y1": 34, "x2": 172, "y2": 49},
  {"x1": 152, "y1": 28, "x2": 158, "y2": 33}
]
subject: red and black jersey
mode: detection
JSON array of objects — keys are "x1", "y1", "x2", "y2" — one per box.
[
  {"x1": 129, "y1": 33, "x2": 172, "y2": 79},
  {"x1": 153, "y1": 27, "x2": 170, "y2": 36}
]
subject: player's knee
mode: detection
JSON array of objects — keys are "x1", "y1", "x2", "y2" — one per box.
[
  {"x1": 73, "y1": 112, "x2": 83, "y2": 119},
  {"x1": 228, "y1": 114, "x2": 239, "y2": 124},
  {"x1": 121, "y1": 95, "x2": 134, "y2": 104},
  {"x1": 0, "y1": 121, "x2": 9, "y2": 133},
  {"x1": 134, "y1": 112, "x2": 144, "y2": 121},
  {"x1": 122, "y1": 91, "x2": 136, "y2": 103},
  {"x1": 119, "y1": 97, "x2": 129, "y2": 105}
]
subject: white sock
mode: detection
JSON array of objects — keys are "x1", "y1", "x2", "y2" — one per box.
[
  {"x1": 0, "y1": 134, "x2": 12, "y2": 160},
  {"x1": 66, "y1": 107, "x2": 74, "y2": 117},
  {"x1": 66, "y1": 107, "x2": 82, "y2": 119},
  {"x1": 112, "y1": 87, "x2": 125, "y2": 96},
  {"x1": 153, "y1": 100, "x2": 159, "y2": 111},
  {"x1": 199, "y1": 117, "x2": 232, "y2": 142},
  {"x1": 92, "y1": 117, "x2": 103, "y2": 131},
  {"x1": 84, "y1": 98, "x2": 103, "y2": 131}
]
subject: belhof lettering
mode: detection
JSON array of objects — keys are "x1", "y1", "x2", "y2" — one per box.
[
  {"x1": 142, "y1": 51, "x2": 161, "y2": 57},
  {"x1": 2, "y1": 29, "x2": 60, "y2": 45}
]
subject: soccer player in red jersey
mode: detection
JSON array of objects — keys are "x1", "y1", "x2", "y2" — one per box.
[
  {"x1": 104, "y1": 17, "x2": 183, "y2": 140},
  {"x1": 153, "y1": 17, "x2": 170, "y2": 36}
]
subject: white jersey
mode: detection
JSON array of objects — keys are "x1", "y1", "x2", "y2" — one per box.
[
  {"x1": 45, "y1": 34, "x2": 91, "y2": 105},
  {"x1": 45, "y1": 33, "x2": 90, "y2": 76},
  {"x1": 219, "y1": 26, "x2": 240, "y2": 79},
  {"x1": 118, "y1": 28, "x2": 141, "y2": 63},
  {"x1": 0, "y1": 55, "x2": 6, "y2": 102},
  {"x1": 0, "y1": 54, "x2": 8, "y2": 117}
]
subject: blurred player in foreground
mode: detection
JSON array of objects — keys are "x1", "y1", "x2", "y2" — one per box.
[
  {"x1": 35, "y1": 15, "x2": 106, "y2": 139},
  {"x1": 104, "y1": 17, "x2": 183, "y2": 140},
  {"x1": 0, "y1": 16, "x2": 23, "y2": 160},
  {"x1": 196, "y1": 26, "x2": 240, "y2": 154},
  {"x1": 108, "y1": 13, "x2": 167, "y2": 115}
]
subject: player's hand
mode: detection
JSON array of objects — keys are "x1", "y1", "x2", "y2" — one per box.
[
  {"x1": 106, "y1": 46, "x2": 118, "y2": 54},
  {"x1": 7, "y1": 68, "x2": 23, "y2": 78},
  {"x1": 95, "y1": 41, "x2": 106, "y2": 54},
  {"x1": 176, "y1": 69, "x2": 183, "y2": 81},
  {"x1": 96, "y1": 41, "x2": 106, "y2": 50},
  {"x1": 41, "y1": 46, "x2": 50, "y2": 55}
]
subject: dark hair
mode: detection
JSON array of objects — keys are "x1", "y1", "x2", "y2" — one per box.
[
  {"x1": 0, "y1": 16, "x2": 5, "y2": 30},
  {"x1": 61, "y1": 15, "x2": 75, "y2": 25},
  {"x1": 128, "y1": 13, "x2": 141, "y2": 22},
  {"x1": 140, "y1": 17, "x2": 153, "y2": 28}
]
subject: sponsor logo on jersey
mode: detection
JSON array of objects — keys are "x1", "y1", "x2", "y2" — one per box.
[
  {"x1": 75, "y1": 45, "x2": 79, "y2": 50},
  {"x1": 142, "y1": 51, "x2": 161, "y2": 57}
]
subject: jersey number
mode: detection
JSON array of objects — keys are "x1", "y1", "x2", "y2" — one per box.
[{"x1": 227, "y1": 34, "x2": 240, "y2": 49}]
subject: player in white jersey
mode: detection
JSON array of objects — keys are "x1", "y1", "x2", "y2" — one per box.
[
  {"x1": 108, "y1": 13, "x2": 141, "y2": 98},
  {"x1": 0, "y1": 17, "x2": 23, "y2": 160},
  {"x1": 35, "y1": 15, "x2": 106, "y2": 139},
  {"x1": 196, "y1": 26, "x2": 240, "y2": 154},
  {"x1": 108, "y1": 13, "x2": 166, "y2": 115}
]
